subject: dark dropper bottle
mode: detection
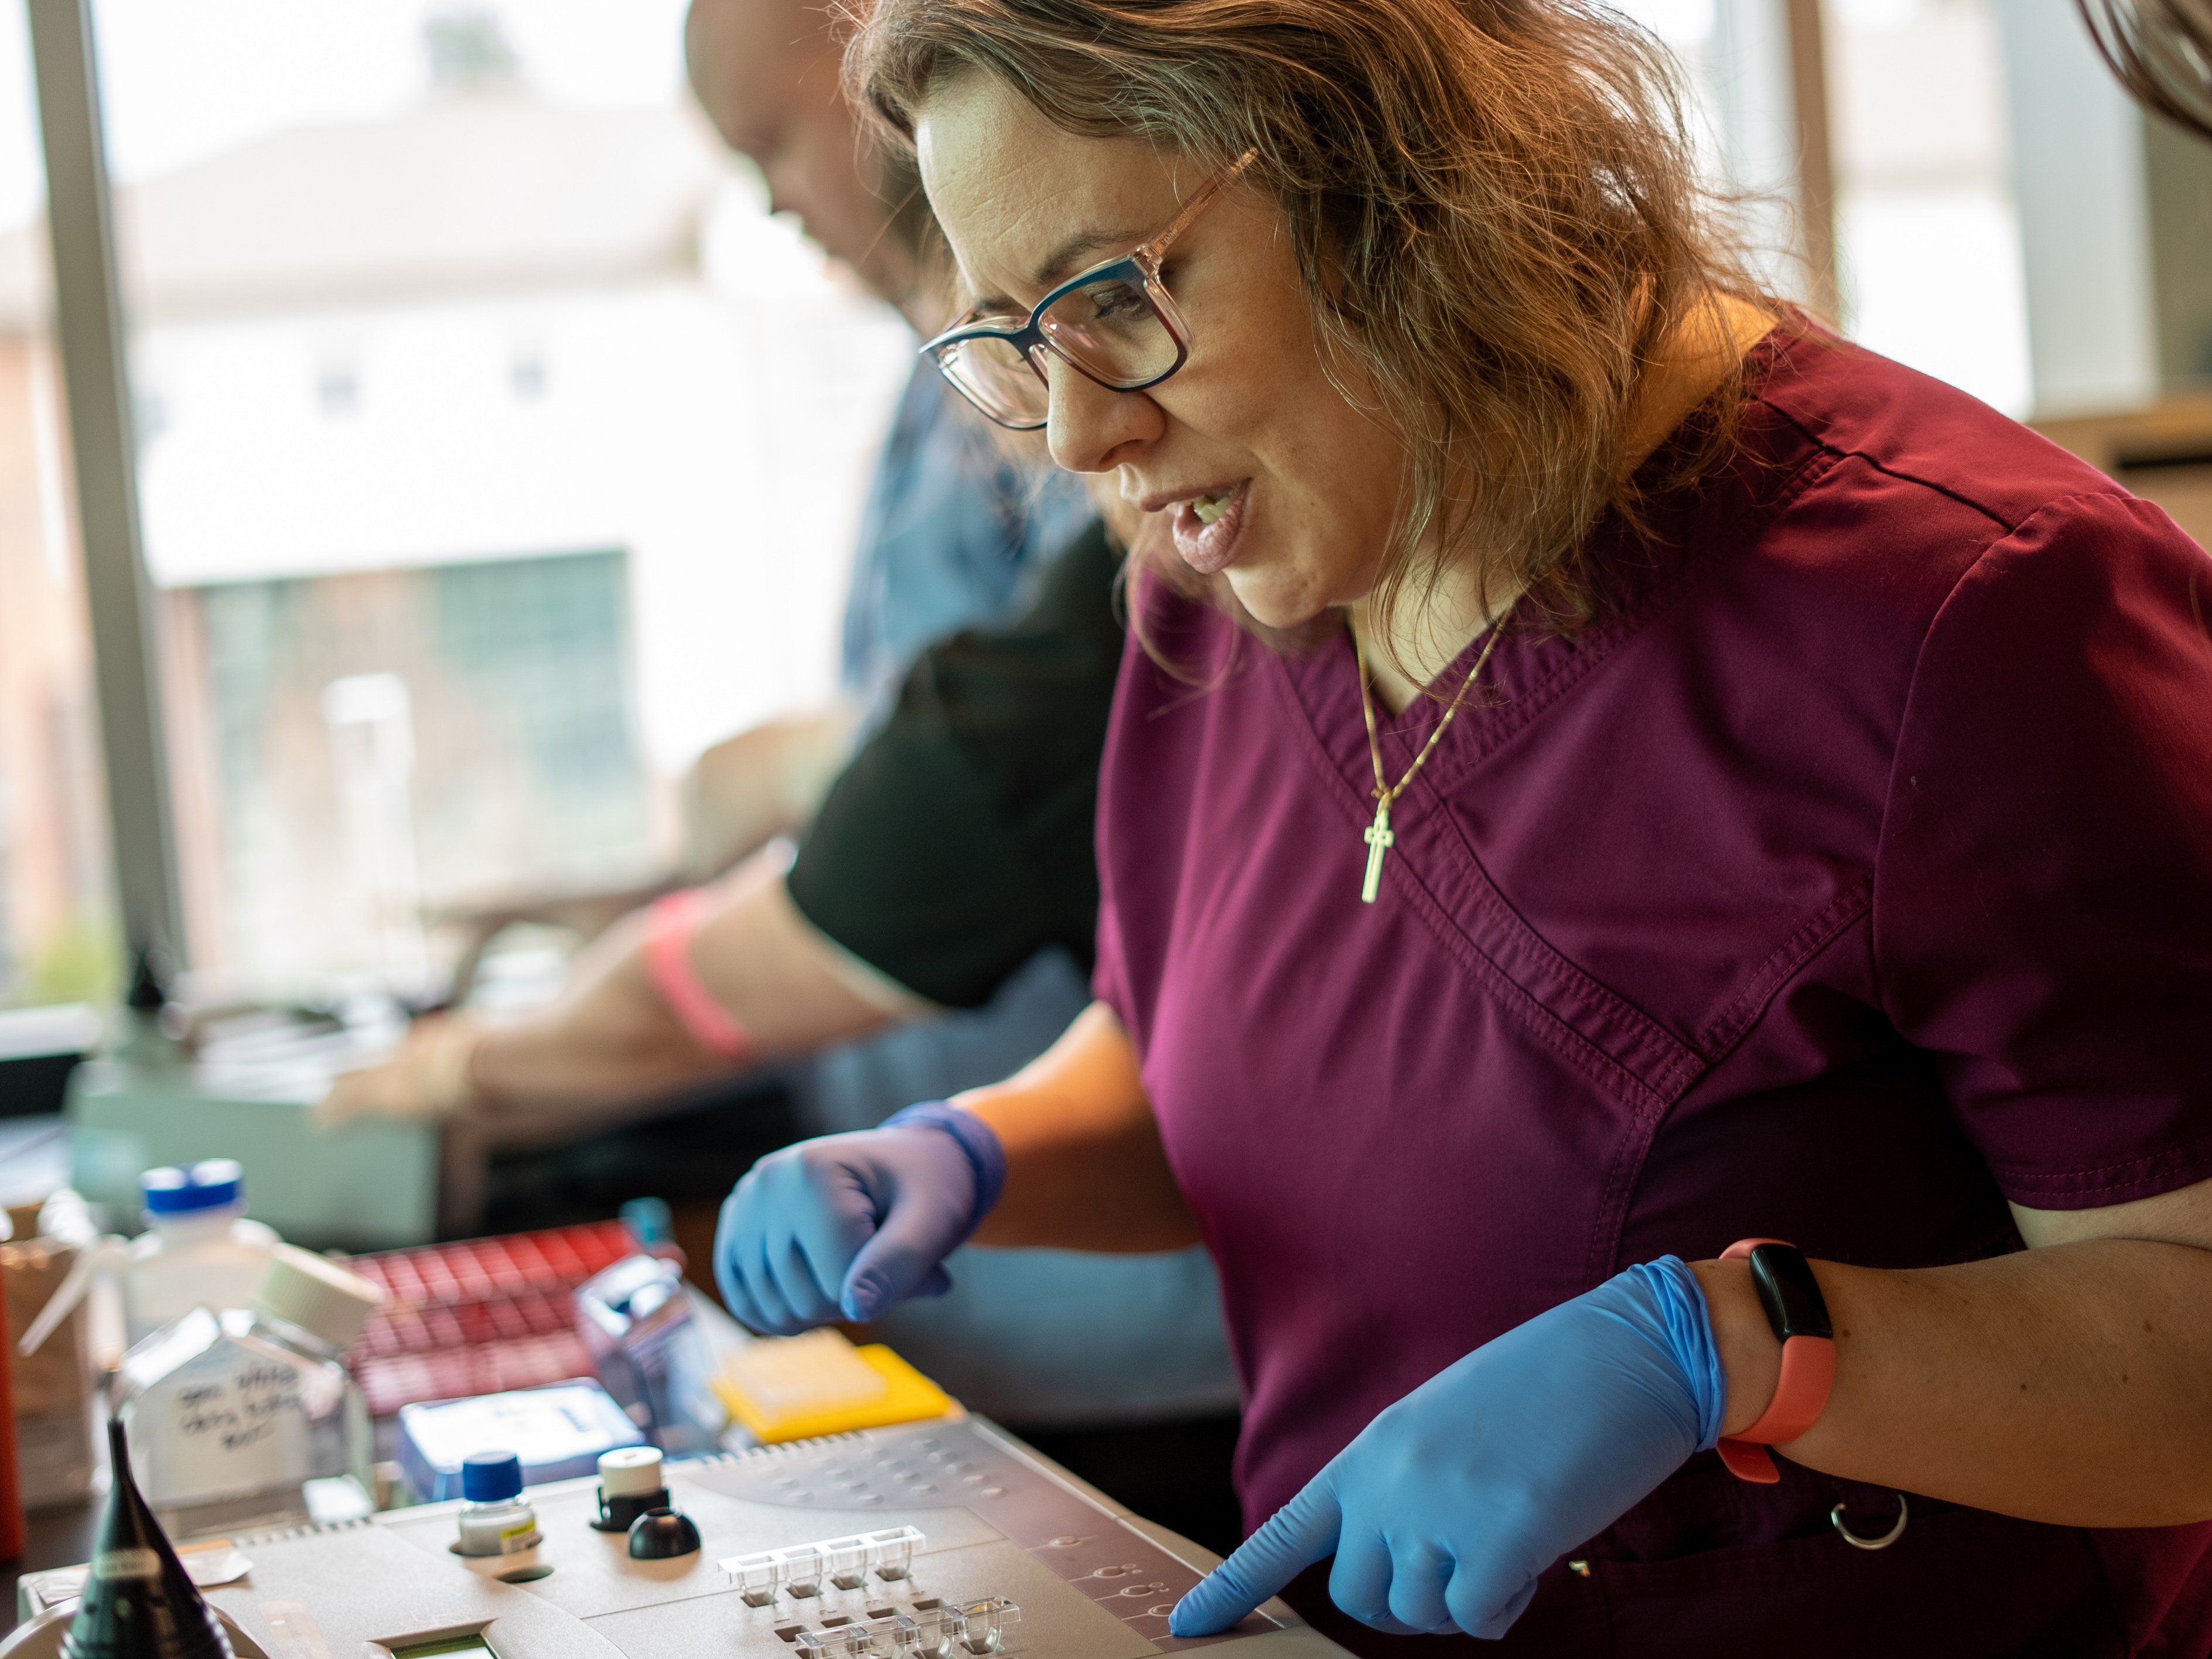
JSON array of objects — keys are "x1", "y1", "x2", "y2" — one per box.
[{"x1": 62, "y1": 1421, "x2": 234, "y2": 1659}]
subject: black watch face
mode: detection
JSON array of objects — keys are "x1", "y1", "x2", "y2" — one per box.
[{"x1": 1749, "y1": 1244, "x2": 1833, "y2": 1341}]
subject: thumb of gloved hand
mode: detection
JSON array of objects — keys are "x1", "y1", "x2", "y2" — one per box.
[
  {"x1": 714, "y1": 1107, "x2": 1001, "y2": 1335},
  {"x1": 836, "y1": 1142, "x2": 975, "y2": 1321}
]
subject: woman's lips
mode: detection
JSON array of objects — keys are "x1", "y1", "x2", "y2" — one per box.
[{"x1": 1169, "y1": 480, "x2": 1250, "y2": 575}]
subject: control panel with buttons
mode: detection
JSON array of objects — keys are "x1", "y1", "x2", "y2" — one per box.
[{"x1": 16, "y1": 1416, "x2": 1346, "y2": 1659}]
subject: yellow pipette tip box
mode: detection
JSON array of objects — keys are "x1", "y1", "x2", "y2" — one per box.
[{"x1": 715, "y1": 1328, "x2": 954, "y2": 1443}]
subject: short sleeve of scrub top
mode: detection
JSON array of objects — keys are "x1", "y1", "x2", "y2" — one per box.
[{"x1": 1873, "y1": 488, "x2": 2212, "y2": 1210}]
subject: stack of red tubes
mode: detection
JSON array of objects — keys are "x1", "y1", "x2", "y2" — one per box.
[{"x1": 344, "y1": 1221, "x2": 639, "y2": 1418}]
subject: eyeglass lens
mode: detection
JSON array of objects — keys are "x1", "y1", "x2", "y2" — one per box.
[{"x1": 944, "y1": 271, "x2": 1183, "y2": 424}]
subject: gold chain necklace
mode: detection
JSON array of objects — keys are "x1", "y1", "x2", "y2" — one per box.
[{"x1": 1352, "y1": 603, "x2": 1516, "y2": 904}]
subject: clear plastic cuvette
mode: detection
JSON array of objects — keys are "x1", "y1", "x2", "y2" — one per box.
[{"x1": 865, "y1": 1526, "x2": 923, "y2": 1582}]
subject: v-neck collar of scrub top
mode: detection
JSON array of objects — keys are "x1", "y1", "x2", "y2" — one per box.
[
  {"x1": 1249, "y1": 326, "x2": 1851, "y2": 1112},
  {"x1": 1276, "y1": 322, "x2": 1819, "y2": 811}
]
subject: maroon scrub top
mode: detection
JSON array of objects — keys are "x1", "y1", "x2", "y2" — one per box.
[{"x1": 1093, "y1": 331, "x2": 2212, "y2": 1657}]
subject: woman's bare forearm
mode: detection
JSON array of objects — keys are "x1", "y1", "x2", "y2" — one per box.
[
  {"x1": 958, "y1": 1002, "x2": 1201, "y2": 1253},
  {"x1": 1695, "y1": 1184, "x2": 2212, "y2": 1527}
]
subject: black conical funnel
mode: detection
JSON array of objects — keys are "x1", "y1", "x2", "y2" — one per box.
[{"x1": 62, "y1": 1421, "x2": 234, "y2": 1659}]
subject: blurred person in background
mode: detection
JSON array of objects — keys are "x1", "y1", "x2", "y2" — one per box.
[
  {"x1": 319, "y1": 0, "x2": 1242, "y2": 1551},
  {"x1": 678, "y1": 0, "x2": 1093, "y2": 877}
]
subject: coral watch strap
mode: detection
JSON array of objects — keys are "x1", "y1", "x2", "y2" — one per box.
[
  {"x1": 646, "y1": 889, "x2": 755, "y2": 1062},
  {"x1": 1716, "y1": 1237, "x2": 1836, "y2": 1484}
]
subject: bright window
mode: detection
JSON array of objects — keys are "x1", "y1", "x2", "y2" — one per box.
[
  {"x1": 1826, "y1": 0, "x2": 2032, "y2": 414},
  {"x1": 1619, "y1": 0, "x2": 2033, "y2": 413},
  {"x1": 0, "y1": 0, "x2": 112, "y2": 1009},
  {"x1": 62, "y1": 0, "x2": 913, "y2": 1001}
]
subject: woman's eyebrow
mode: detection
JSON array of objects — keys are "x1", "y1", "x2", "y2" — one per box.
[
  {"x1": 964, "y1": 225, "x2": 1148, "y2": 318},
  {"x1": 1029, "y1": 226, "x2": 1143, "y2": 287}
]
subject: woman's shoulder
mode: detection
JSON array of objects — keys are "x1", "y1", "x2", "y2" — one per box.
[
  {"x1": 1745, "y1": 330, "x2": 2144, "y2": 545},
  {"x1": 1704, "y1": 329, "x2": 2204, "y2": 645}
]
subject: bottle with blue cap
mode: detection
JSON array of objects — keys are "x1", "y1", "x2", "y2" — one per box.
[
  {"x1": 456, "y1": 1451, "x2": 541, "y2": 1558},
  {"x1": 124, "y1": 1160, "x2": 280, "y2": 1346}
]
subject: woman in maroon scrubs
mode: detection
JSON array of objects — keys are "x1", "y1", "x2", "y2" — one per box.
[{"x1": 711, "y1": 1, "x2": 2212, "y2": 1651}]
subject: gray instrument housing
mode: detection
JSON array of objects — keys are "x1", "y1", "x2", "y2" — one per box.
[{"x1": 13, "y1": 1419, "x2": 1349, "y2": 1659}]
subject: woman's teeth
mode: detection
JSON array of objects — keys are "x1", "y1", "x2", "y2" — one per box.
[{"x1": 1170, "y1": 483, "x2": 1245, "y2": 575}]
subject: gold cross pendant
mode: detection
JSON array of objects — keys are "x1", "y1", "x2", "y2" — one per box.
[{"x1": 1361, "y1": 798, "x2": 1395, "y2": 904}]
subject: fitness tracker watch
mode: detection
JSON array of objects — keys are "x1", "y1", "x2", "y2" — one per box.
[{"x1": 1716, "y1": 1238, "x2": 1836, "y2": 1483}]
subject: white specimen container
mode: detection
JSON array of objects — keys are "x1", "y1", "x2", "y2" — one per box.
[{"x1": 114, "y1": 1242, "x2": 383, "y2": 1534}]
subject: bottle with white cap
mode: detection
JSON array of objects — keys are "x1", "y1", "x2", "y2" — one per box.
[
  {"x1": 592, "y1": 1445, "x2": 670, "y2": 1532},
  {"x1": 124, "y1": 1159, "x2": 281, "y2": 1345},
  {"x1": 113, "y1": 1242, "x2": 383, "y2": 1536}
]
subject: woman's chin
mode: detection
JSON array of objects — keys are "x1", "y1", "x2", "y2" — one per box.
[{"x1": 1224, "y1": 566, "x2": 1332, "y2": 631}]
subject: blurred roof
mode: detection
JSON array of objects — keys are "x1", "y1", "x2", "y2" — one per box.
[{"x1": 0, "y1": 89, "x2": 731, "y2": 332}]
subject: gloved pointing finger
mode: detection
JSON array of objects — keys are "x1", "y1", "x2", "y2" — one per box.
[
  {"x1": 1169, "y1": 1258, "x2": 1727, "y2": 1643},
  {"x1": 1165, "y1": 1483, "x2": 1341, "y2": 1636}
]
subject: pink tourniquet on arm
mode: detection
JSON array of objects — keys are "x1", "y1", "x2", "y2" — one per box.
[{"x1": 646, "y1": 889, "x2": 754, "y2": 1061}]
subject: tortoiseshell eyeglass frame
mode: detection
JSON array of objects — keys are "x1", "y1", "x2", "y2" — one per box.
[{"x1": 919, "y1": 149, "x2": 1261, "y2": 431}]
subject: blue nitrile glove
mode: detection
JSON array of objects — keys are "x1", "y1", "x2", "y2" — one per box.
[
  {"x1": 1170, "y1": 1257, "x2": 1725, "y2": 1641},
  {"x1": 713, "y1": 1102, "x2": 1006, "y2": 1334}
]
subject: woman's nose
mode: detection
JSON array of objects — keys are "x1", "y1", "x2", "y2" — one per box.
[{"x1": 1042, "y1": 351, "x2": 1160, "y2": 473}]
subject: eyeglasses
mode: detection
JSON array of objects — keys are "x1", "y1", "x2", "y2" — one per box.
[{"x1": 919, "y1": 149, "x2": 1258, "y2": 431}]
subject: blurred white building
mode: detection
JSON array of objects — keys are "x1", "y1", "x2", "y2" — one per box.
[{"x1": 0, "y1": 76, "x2": 913, "y2": 998}]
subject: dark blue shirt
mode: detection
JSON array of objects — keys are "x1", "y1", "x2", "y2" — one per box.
[{"x1": 839, "y1": 364, "x2": 1089, "y2": 715}]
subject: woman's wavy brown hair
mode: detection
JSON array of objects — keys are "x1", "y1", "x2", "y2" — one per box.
[{"x1": 845, "y1": 0, "x2": 1769, "y2": 657}]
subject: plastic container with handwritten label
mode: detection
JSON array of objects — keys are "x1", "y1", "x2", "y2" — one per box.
[{"x1": 112, "y1": 1243, "x2": 383, "y2": 1536}]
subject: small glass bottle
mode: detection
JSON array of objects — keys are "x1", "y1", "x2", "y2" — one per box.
[
  {"x1": 125, "y1": 1160, "x2": 281, "y2": 1346},
  {"x1": 114, "y1": 1242, "x2": 381, "y2": 1535},
  {"x1": 455, "y1": 1451, "x2": 542, "y2": 1557}
]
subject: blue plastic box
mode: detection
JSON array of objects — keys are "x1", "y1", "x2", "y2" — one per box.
[{"x1": 396, "y1": 1378, "x2": 647, "y2": 1503}]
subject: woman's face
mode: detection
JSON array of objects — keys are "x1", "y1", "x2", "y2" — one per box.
[{"x1": 916, "y1": 74, "x2": 1408, "y2": 629}]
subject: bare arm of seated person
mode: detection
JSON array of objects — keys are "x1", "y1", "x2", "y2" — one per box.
[
  {"x1": 953, "y1": 1001, "x2": 1203, "y2": 1254},
  {"x1": 679, "y1": 704, "x2": 862, "y2": 882},
  {"x1": 316, "y1": 848, "x2": 927, "y2": 1136},
  {"x1": 1694, "y1": 1176, "x2": 2212, "y2": 1528}
]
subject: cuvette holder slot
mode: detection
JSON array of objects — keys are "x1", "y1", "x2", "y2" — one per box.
[
  {"x1": 722, "y1": 1528, "x2": 929, "y2": 1606},
  {"x1": 790, "y1": 1599, "x2": 1020, "y2": 1659}
]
